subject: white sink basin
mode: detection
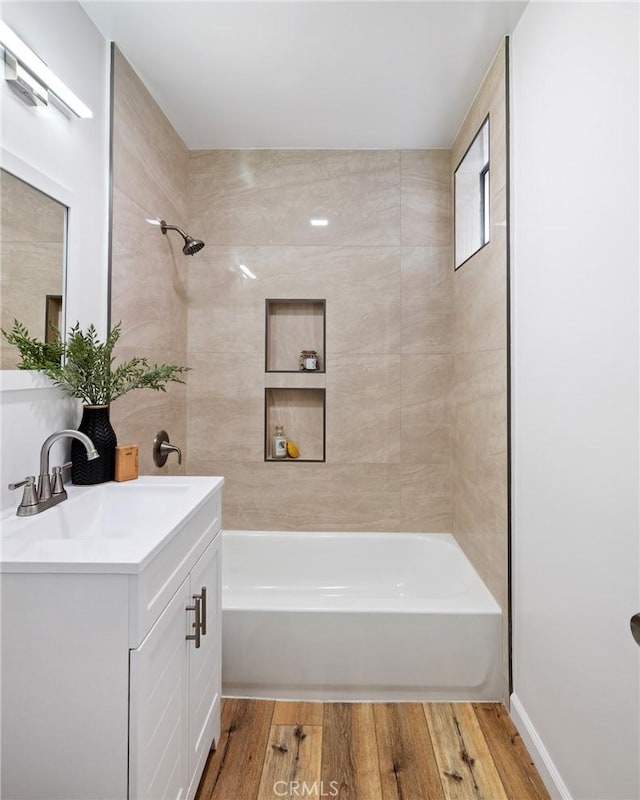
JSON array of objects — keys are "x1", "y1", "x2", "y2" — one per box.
[{"x1": 0, "y1": 475, "x2": 223, "y2": 573}]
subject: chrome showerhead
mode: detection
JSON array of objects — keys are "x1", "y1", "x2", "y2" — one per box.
[{"x1": 160, "y1": 220, "x2": 205, "y2": 256}]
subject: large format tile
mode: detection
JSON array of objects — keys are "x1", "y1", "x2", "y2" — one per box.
[
  {"x1": 111, "y1": 45, "x2": 190, "y2": 386},
  {"x1": 113, "y1": 48, "x2": 188, "y2": 224},
  {"x1": 111, "y1": 188, "x2": 188, "y2": 352},
  {"x1": 452, "y1": 470, "x2": 508, "y2": 610},
  {"x1": 326, "y1": 355, "x2": 402, "y2": 464},
  {"x1": 182, "y1": 144, "x2": 501, "y2": 542},
  {"x1": 188, "y1": 246, "x2": 269, "y2": 355},
  {"x1": 187, "y1": 352, "x2": 265, "y2": 463},
  {"x1": 188, "y1": 245, "x2": 402, "y2": 356},
  {"x1": 452, "y1": 351, "x2": 507, "y2": 609},
  {"x1": 401, "y1": 354, "x2": 452, "y2": 465},
  {"x1": 189, "y1": 150, "x2": 401, "y2": 246},
  {"x1": 186, "y1": 461, "x2": 402, "y2": 531},
  {"x1": 323, "y1": 247, "x2": 401, "y2": 355},
  {"x1": 400, "y1": 150, "x2": 451, "y2": 246},
  {"x1": 110, "y1": 346, "x2": 188, "y2": 476},
  {"x1": 401, "y1": 246, "x2": 452, "y2": 354},
  {"x1": 400, "y1": 464, "x2": 451, "y2": 532},
  {"x1": 453, "y1": 350, "x2": 507, "y2": 497}
]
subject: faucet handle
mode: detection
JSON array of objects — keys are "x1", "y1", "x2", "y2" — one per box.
[
  {"x1": 8, "y1": 476, "x2": 39, "y2": 507},
  {"x1": 8, "y1": 476, "x2": 35, "y2": 490},
  {"x1": 51, "y1": 462, "x2": 72, "y2": 495}
]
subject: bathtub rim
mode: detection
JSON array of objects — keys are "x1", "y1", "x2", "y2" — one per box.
[{"x1": 222, "y1": 530, "x2": 501, "y2": 614}]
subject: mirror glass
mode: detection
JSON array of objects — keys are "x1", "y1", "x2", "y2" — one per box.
[
  {"x1": 0, "y1": 169, "x2": 66, "y2": 369},
  {"x1": 454, "y1": 116, "x2": 489, "y2": 269}
]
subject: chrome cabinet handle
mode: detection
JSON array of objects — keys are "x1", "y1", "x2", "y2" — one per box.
[{"x1": 186, "y1": 596, "x2": 201, "y2": 649}]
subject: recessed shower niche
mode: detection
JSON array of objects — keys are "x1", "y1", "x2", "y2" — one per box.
[
  {"x1": 265, "y1": 299, "x2": 326, "y2": 373},
  {"x1": 264, "y1": 299, "x2": 326, "y2": 462},
  {"x1": 264, "y1": 388, "x2": 326, "y2": 462}
]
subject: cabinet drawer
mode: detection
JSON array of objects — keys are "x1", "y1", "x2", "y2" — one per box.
[{"x1": 128, "y1": 489, "x2": 221, "y2": 646}]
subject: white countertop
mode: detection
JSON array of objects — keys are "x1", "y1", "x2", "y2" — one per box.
[{"x1": 0, "y1": 475, "x2": 224, "y2": 574}]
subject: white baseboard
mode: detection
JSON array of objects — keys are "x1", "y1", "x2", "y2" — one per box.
[{"x1": 509, "y1": 693, "x2": 573, "y2": 800}]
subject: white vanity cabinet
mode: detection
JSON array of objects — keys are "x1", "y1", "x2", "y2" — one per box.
[
  {"x1": 0, "y1": 476, "x2": 223, "y2": 800},
  {"x1": 129, "y1": 534, "x2": 221, "y2": 800}
]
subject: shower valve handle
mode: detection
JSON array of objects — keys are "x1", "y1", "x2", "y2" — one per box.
[{"x1": 153, "y1": 430, "x2": 182, "y2": 467}]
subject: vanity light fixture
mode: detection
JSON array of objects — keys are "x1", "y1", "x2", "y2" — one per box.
[
  {"x1": 310, "y1": 218, "x2": 329, "y2": 227},
  {"x1": 4, "y1": 52, "x2": 48, "y2": 107},
  {"x1": 0, "y1": 20, "x2": 93, "y2": 118}
]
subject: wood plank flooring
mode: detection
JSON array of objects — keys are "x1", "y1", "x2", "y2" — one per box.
[{"x1": 196, "y1": 700, "x2": 550, "y2": 800}]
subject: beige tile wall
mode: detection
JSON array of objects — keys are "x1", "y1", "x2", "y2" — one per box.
[
  {"x1": 187, "y1": 149, "x2": 453, "y2": 530},
  {"x1": 110, "y1": 48, "x2": 189, "y2": 475},
  {"x1": 109, "y1": 43, "x2": 508, "y2": 696},
  {"x1": 451, "y1": 40, "x2": 509, "y2": 690}
]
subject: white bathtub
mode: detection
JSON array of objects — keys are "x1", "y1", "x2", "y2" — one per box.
[{"x1": 222, "y1": 531, "x2": 502, "y2": 702}]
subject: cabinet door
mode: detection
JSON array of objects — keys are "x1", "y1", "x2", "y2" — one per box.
[
  {"x1": 130, "y1": 577, "x2": 190, "y2": 800},
  {"x1": 187, "y1": 534, "x2": 222, "y2": 794}
]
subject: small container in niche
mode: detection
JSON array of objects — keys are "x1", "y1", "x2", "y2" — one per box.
[
  {"x1": 272, "y1": 425, "x2": 287, "y2": 459},
  {"x1": 299, "y1": 350, "x2": 319, "y2": 371}
]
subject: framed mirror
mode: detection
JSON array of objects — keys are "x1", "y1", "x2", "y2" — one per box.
[
  {"x1": 0, "y1": 168, "x2": 67, "y2": 369},
  {"x1": 454, "y1": 115, "x2": 490, "y2": 269}
]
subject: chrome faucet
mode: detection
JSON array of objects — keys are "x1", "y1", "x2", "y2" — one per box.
[{"x1": 8, "y1": 430, "x2": 99, "y2": 517}]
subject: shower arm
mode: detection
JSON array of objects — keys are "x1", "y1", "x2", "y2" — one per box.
[{"x1": 160, "y1": 221, "x2": 187, "y2": 237}]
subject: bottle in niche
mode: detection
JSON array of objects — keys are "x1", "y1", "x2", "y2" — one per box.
[{"x1": 272, "y1": 425, "x2": 287, "y2": 459}]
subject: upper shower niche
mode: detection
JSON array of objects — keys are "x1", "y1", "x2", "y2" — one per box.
[{"x1": 265, "y1": 299, "x2": 326, "y2": 373}]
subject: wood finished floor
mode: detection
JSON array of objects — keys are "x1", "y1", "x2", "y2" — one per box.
[{"x1": 196, "y1": 700, "x2": 550, "y2": 800}]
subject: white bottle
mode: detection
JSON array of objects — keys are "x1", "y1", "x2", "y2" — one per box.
[{"x1": 272, "y1": 425, "x2": 287, "y2": 458}]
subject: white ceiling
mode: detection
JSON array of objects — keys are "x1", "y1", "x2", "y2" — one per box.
[{"x1": 82, "y1": 1, "x2": 527, "y2": 149}]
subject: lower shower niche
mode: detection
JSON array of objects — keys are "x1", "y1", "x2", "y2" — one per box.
[{"x1": 265, "y1": 387, "x2": 325, "y2": 462}]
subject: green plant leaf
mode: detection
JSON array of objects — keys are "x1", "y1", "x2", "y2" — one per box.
[
  {"x1": 1, "y1": 320, "x2": 189, "y2": 404},
  {"x1": 1, "y1": 320, "x2": 64, "y2": 370}
]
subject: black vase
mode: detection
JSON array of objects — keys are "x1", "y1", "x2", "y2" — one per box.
[{"x1": 71, "y1": 405, "x2": 117, "y2": 485}]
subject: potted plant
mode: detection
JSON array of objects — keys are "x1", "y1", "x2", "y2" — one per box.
[{"x1": 2, "y1": 320, "x2": 189, "y2": 484}]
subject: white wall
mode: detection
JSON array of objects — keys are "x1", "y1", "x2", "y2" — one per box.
[
  {"x1": 0, "y1": 2, "x2": 109, "y2": 510},
  {"x1": 511, "y1": 3, "x2": 639, "y2": 799}
]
